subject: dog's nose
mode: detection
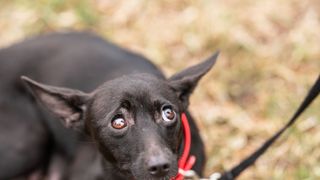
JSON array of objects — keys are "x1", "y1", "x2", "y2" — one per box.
[{"x1": 147, "y1": 157, "x2": 170, "y2": 177}]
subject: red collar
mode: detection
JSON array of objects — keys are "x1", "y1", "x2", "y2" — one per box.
[{"x1": 174, "y1": 113, "x2": 196, "y2": 180}]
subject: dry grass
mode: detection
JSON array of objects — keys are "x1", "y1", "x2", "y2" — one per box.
[{"x1": 0, "y1": 0, "x2": 319, "y2": 179}]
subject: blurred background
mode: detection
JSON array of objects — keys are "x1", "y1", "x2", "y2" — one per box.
[{"x1": 0, "y1": 0, "x2": 319, "y2": 179}]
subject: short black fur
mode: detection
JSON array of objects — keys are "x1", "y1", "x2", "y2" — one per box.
[{"x1": 0, "y1": 32, "x2": 219, "y2": 179}]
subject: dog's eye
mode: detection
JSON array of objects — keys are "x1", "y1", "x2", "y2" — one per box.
[
  {"x1": 161, "y1": 106, "x2": 176, "y2": 121},
  {"x1": 111, "y1": 117, "x2": 127, "y2": 129}
]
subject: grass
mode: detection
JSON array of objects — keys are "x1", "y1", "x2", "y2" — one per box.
[{"x1": 0, "y1": 0, "x2": 319, "y2": 179}]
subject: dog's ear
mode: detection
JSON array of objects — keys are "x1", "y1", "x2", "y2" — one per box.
[
  {"x1": 168, "y1": 51, "x2": 219, "y2": 110},
  {"x1": 21, "y1": 76, "x2": 90, "y2": 129}
]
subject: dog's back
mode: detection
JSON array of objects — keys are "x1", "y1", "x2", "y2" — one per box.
[{"x1": 0, "y1": 32, "x2": 164, "y2": 90}]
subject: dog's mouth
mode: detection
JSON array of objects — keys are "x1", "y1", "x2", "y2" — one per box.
[
  {"x1": 129, "y1": 157, "x2": 179, "y2": 180},
  {"x1": 109, "y1": 160, "x2": 177, "y2": 180},
  {"x1": 131, "y1": 168, "x2": 179, "y2": 180}
]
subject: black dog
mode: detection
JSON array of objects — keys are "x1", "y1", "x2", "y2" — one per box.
[{"x1": 0, "y1": 32, "x2": 218, "y2": 179}]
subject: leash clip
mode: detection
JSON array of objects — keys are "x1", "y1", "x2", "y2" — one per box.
[
  {"x1": 178, "y1": 169, "x2": 221, "y2": 180},
  {"x1": 209, "y1": 172, "x2": 222, "y2": 180},
  {"x1": 178, "y1": 169, "x2": 201, "y2": 180}
]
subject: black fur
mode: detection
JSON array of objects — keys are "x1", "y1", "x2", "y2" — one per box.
[{"x1": 0, "y1": 32, "x2": 219, "y2": 179}]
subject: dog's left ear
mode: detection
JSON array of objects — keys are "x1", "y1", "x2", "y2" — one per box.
[
  {"x1": 168, "y1": 51, "x2": 219, "y2": 110},
  {"x1": 21, "y1": 76, "x2": 91, "y2": 129}
]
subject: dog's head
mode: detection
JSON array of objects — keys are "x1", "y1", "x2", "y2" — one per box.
[{"x1": 22, "y1": 52, "x2": 219, "y2": 179}]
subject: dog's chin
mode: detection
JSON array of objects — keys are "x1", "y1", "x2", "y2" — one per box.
[{"x1": 131, "y1": 167, "x2": 179, "y2": 180}]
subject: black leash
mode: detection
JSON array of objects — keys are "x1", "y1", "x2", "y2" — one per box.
[{"x1": 219, "y1": 74, "x2": 320, "y2": 180}]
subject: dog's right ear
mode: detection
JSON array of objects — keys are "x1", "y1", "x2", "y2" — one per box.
[
  {"x1": 21, "y1": 76, "x2": 91, "y2": 129},
  {"x1": 168, "y1": 51, "x2": 219, "y2": 110}
]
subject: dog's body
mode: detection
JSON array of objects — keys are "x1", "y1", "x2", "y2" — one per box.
[{"x1": 0, "y1": 32, "x2": 217, "y2": 179}]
